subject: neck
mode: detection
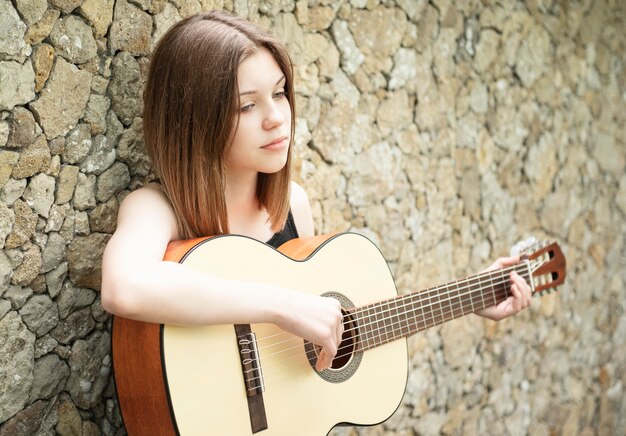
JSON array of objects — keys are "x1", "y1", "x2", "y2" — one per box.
[
  {"x1": 224, "y1": 169, "x2": 274, "y2": 239},
  {"x1": 349, "y1": 263, "x2": 533, "y2": 351},
  {"x1": 224, "y1": 169, "x2": 259, "y2": 216}
]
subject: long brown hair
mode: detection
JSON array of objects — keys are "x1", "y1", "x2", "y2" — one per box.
[{"x1": 143, "y1": 11, "x2": 295, "y2": 239}]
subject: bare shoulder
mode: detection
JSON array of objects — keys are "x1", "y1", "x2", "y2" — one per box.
[
  {"x1": 289, "y1": 181, "x2": 314, "y2": 237},
  {"x1": 121, "y1": 182, "x2": 168, "y2": 205},
  {"x1": 118, "y1": 183, "x2": 177, "y2": 230},
  {"x1": 113, "y1": 183, "x2": 179, "y2": 247}
]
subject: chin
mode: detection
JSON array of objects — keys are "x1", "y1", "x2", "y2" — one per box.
[
  {"x1": 259, "y1": 164, "x2": 287, "y2": 175},
  {"x1": 259, "y1": 156, "x2": 289, "y2": 174}
]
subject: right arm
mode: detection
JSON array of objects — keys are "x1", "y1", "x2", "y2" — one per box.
[{"x1": 101, "y1": 185, "x2": 342, "y2": 370}]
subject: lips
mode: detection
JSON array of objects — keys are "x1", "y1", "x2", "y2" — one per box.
[{"x1": 261, "y1": 136, "x2": 289, "y2": 150}]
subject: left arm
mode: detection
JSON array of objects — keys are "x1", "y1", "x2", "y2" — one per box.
[{"x1": 475, "y1": 256, "x2": 532, "y2": 321}]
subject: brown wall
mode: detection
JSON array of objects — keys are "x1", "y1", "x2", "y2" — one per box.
[{"x1": 0, "y1": 0, "x2": 624, "y2": 434}]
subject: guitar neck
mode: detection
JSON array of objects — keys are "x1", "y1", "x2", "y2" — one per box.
[{"x1": 350, "y1": 263, "x2": 533, "y2": 351}]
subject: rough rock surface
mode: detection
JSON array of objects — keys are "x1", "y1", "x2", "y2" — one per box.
[
  {"x1": 0, "y1": 312, "x2": 35, "y2": 423},
  {"x1": 29, "y1": 58, "x2": 91, "y2": 139},
  {"x1": 0, "y1": 2, "x2": 624, "y2": 435}
]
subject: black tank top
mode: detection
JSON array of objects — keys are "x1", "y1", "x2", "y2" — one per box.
[{"x1": 265, "y1": 211, "x2": 299, "y2": 248}]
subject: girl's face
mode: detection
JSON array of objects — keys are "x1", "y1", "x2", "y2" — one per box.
[{"x1": 226, "y1": 48, "x2": 291, "y2": 179}]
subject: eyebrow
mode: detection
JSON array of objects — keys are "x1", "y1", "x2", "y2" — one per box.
[{"x1": 239, "y1": 75, "x2": 286, "y2": 97}]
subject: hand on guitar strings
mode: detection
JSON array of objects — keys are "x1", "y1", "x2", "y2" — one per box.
[
  {"x1": 276, "y1": 292, "x2": 344, "y2": 371},
  {"x1": 474, "y1": 256, "x2": 532, "y2": 321}
]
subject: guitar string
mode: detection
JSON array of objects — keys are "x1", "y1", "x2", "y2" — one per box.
[
  {"x1": 344, "y1": 265, "x2": 527, "y2": 339},
  {"x1": 252, "y1": 262, "x2": 531, "y2": 346},
  {"x1": 250, "y1": 264, "x2": 530, "y2": 354},
  {"x1": 251, "y1": 263, "x2": 527, "y2": 350},
  {"x1": 257, "y1": 278, "x2": 514, "y2": 372},
  {"x1": 244, "y1": 285, "x2": 514, "y2": 392},
  {"x1": 247, "y1": 266, "x2": 528, "y2": 362},
  {"x1": 241, "y1": 269, "x2": 527, "y2": 386}
]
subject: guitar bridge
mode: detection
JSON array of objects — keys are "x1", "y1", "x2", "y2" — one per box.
[
  {"x1": 237, "y1": 331, "x2": 265, "y2": 397},
  {"x1": 235, "y1": 325, "x2": 268, "y2": 433}
]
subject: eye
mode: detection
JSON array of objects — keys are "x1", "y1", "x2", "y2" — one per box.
[
  {"x1": 241, "y1": 103, "x2": 255, "y2": 113},
  {"x1": 273, "y1": 90, "x2": 287, "y2": 100}
]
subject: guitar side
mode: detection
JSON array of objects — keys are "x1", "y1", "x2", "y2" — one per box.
[{"x1": 112, "y1": 233, "x2": 409, "y2": 435}]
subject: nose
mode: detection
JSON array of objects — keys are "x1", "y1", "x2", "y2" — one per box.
[{"x1": 262, "y1": 100, "x2": 287, "y2": 130}]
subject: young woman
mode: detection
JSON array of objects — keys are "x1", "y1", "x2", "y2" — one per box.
[{"x1": 101, "y1": 11, "x2": 531, "y2": 373}]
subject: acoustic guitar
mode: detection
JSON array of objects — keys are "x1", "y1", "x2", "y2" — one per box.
[{"x1": 112, "y1": 232, "x2": 565, "y2": 435}]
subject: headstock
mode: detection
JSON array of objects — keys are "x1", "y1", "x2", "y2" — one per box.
[{"x1": 511, "y1": 238, "x2": 566, "y2": 296}]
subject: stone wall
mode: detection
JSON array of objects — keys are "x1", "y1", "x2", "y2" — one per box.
[{"x1": 1, "y1": 0, "x2": 624, "y2": 435}]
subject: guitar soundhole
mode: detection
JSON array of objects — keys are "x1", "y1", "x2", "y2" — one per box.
[{"x1": 305, "y1": 292, "x2": 363, "y2": 383}]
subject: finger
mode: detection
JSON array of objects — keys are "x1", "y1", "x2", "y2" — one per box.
[
  {"x1": 526, "y1": 283, "x2": 533, "y2": 307},
  {"x1": 336, "y1": 317, "x2": 344, "y2": 346},
  {"x1": 498, "y1": 255, "x2": 520, "y2": 267},
  {"x1": 522, "y1": 279, "x2": 532, "y2": 308},
  {"x1": 334, "y1": 302, "x2": 344, "y2": 346},
  {"x1": 511, "y1": 284, "x2": 522, "y2": 315},
  {"x1": 484, "y1": 255, "x2": 520, "y2": 272},
  {"x1": 316, "y1": 346, "x2": 335, "y2": 371},
  {"x1": 510, "y1": 272, "x2": 522, "y2": 305},
  {"x1": 512, "y1": 272, "x2": 531, "y2": 308},
  {"x1": 510, "y1": 282, "x2": 522, "y2": 313},
  {"x1": 319, "y1": 337, "x2": 338, "y2": 371},
  {"x1": 316, "y1": 349, "x2": 328, "y2": 371}
]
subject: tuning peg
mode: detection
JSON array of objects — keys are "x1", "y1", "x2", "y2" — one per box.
[
  {"x1": 510, "y1": 236, "x2": 538, "y2": 257},
  {"x1": 537, "y1": 287, "x2": 556, "y2": 297}
]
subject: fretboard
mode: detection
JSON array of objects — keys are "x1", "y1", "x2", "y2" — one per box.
[{"x1": 349, "y1": 263, "x2": 532, "y2": 351}]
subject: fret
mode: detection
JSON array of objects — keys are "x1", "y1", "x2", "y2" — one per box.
[
  {"x1": 487, "y1": 270, "x2": 497, "y2": 307},
  {"x1": 380, "y1": 300, "x2": 391, "y2": 345},
  {"x1": 387, "y1": 299, "x2": 398, "y2": 342},
  {"x1": 418, "y1": 292, "x2": 426, "y2": 332},
  {"x1": 455, "y1": 280, "x2": 464, "y2": 317},
  {"x1": 381, "y1": 300, "x2": 392, "y2": 344},
  {"x1": 437, "y1": 285, "x2": 446, "y2": 325},
  {"x1": 455, "y1": 281, "x2": 465, "y2": 319},
  {"x1": 438, "y1": 284, "x2": 451, "y2": 325},
  {"x1": 478, "y1": 275, "x2": 486, "y2": 310},
  {"x1": 410, "y1": 293, "x2": 420, "y2": 335},
  {"x1": 427, "y1": 287, "x2": 437, "y2": 329},
  {"x1": 359, "y1": 306, "x2": 371, "y2": 350},
  {"x1": 368, "y1": 305, "x2": 378, "y2": 350},
  {"x1": 469, "y1": 276, "x2": 481, "y2": 313},
  {"x1": 413, "y1": 292, "x2": 428, "y2": 331},
  {"x1": 450, "y1": 283, "x2": 462, "y2": 322},
  {"x1": 396, "y1": 296, "x2": 408, "y2": 337},
  {"x1": 402, "y1": 298, "x2": 411, "y2": 337},
  {"x1": 390, "y1": 298, "x2": 399, "y2": 341},
  {"x1": 399, "y1": 297, "x2": 410, "y2": 337},
  {"x1": 406, "y1": 295, "x2": 416, "y2": 336},
  {"x1": 391, "y1": 298, "x2": 401, "y2": 340},
  {"x1": 353, "y1": 308, "x2": 362, "y2": 351},
  {"x1": 369, "y1": 305, "x2": 379, "y2": 350},
  {"x1": 445, "y1": 284, "x2": 455, "y2": 321},
  {"x1": 504, "y1": 265, "x2": 510, "y2": 299},
  {"x1": 449, "y1": 282, "x2": 462, "y2": 321},
  {"x1": 435, "y1": 287, "x2": 445, "y2": 325},
  {"x1": 377, "y1": 300, "x2": 387, "y2": 345},
  {"x1": 476, "y1": 276, "x2": 485, "y2": 310},
  {"x1": 359, "y1": 309, "x2": 372, "y2": 349},
  {"x1": 501, "y1": 268, "x2": 509, "y2": 300}
]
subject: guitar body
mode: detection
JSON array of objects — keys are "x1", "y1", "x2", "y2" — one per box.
[{"x1": 113, "y1": 233, "x2": 409, "y2": 435}]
